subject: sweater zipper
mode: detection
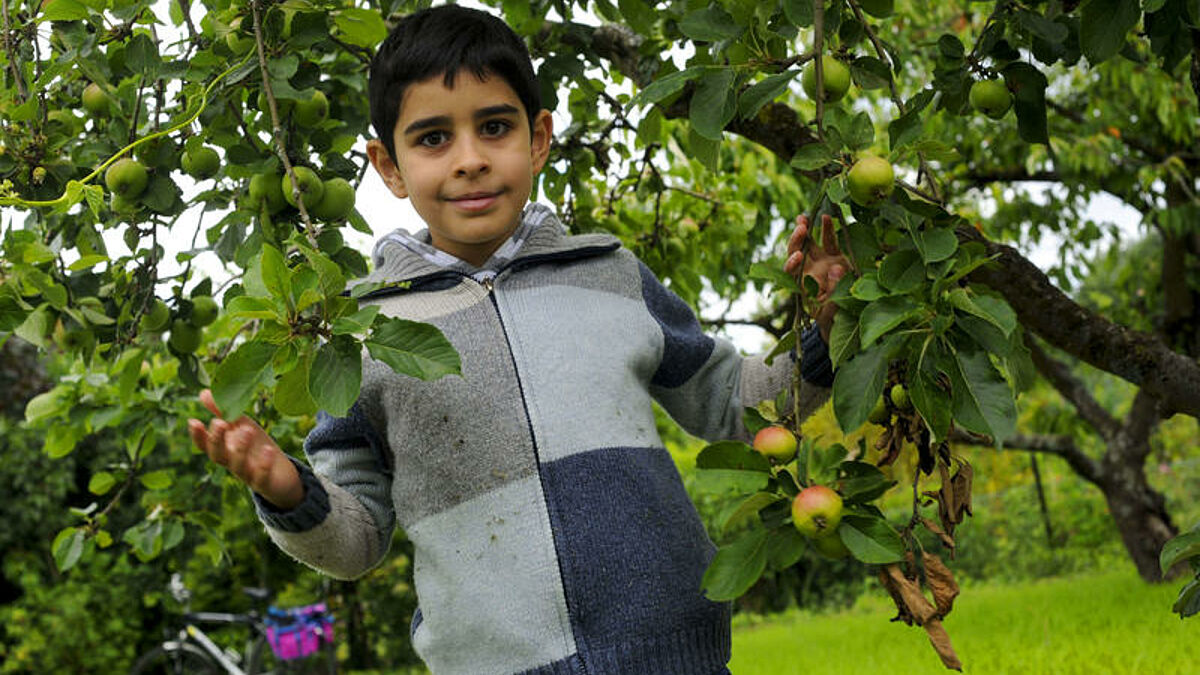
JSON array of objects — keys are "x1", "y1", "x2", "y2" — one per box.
[{"x1": 483, "y1": 275, "x2": 590, "y2": 674}]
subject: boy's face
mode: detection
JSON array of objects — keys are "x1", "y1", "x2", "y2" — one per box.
[{"x1": 367, "y1": 72, "x2": 553, "y2": 267}]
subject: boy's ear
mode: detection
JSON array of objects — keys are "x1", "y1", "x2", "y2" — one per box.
[
  {"x1": 529, "y1": 109, "x2": 553, "y2": 176},
  {"x1": 366, "y1": 139, "x2": 409, "y2": 199}
]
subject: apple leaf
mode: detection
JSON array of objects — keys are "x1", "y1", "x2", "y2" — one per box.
[
  {"x1": 679, "y1": 6, "x2": 743, "y2": 42},
  {"x1": 832, "y1": 337, "x2": 891, "y2": 433},
  {"x1": 701, "y1": 527, "x2": 769, "y2": 601},
  {"x1": 828, "y1": 310, "x2": 861, "y2": 370},
  {"x1": 309, "y1": 335, "x2": 363, "y2": 418},
  {"x1": 697, "y1": 441, "x2": 771, "y2": 472},
  {"x1": 633, "y1": 67, "x2": 706, "y2": 107},
  {"x1": 1161, "y1": 529, "x2": 1200, "y2": 574},
  {"x1": 719, "y1": 492, "x2": 783, "y2": 535},
  {"x1": 739, "y1": 70, "x2": 799, "y2": 120},
  {"x1": 838, "y1": 461, "x2": 897, "y2": 504},
  {"x1": 52, "y1": 527, "x2": 86, "y2": 573},
  {"x1": 274, "y1": 352, "x2": 318, "y2": 417},
  {"x1": 859, "y1": 296, "x2": 920, "y2": 348},
  {"x1": 690, "y1": 68, "x2": 738, "y2": 140},
  {"x1": 1172, "y1": 578, "x2": 1200, "y2": 619},
  {"x1": 944, "y1": 347, "x2": 1016, "y2": 443},
  {"x1": 212, "y1": 340, "x2": 279, "y2": 422},
  {"x1": 878, "y1": 249, "x2": 925, "y2": 293},
  {"x1": 910, "y1": 369, "x2": 953, "y2": 442},
  {"x1": 766, "y1": 526, "x2": 809, "y2": 570},
  {"x1": 365, "y1": 316, "x2": 461, "y2": 381},
  {"x1": 1079, "y1": 0, "x2": 1140, "y2": 65},
  {"x1": 839, "y1": 513, "x2": 905, "y2": 564}
]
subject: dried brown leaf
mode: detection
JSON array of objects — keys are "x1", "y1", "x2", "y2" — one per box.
[
  {"x1": 921, "y1": 516, "x2": 956, "y2": 552},
  {"x1": 878, "y1": 566, "x2": 914, "y2": 625},
  {"x1": 922, "y1": 551, "x2": 960, "y2": 618},
  {"x1": 885, "y1": 563, "x2": 936, "y2": 626},
  {"x1": 923, "y1": 618, "x2": 963, "y2": 671},
  {"x1": 951, "y1": 461, "x2": 973, "y2": 520},
  {"x1": 939, "y1": 462, "x2": 956, "y2": 523}
]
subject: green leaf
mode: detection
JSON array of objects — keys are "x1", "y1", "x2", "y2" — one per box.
[
  {"x1": 25, "y1": 387, "x2": 68, "y2": 425},
  {"x1": 878, "y1": 249, "x2": 925, "y2": 293},
  {"x1": 679, "y1": 7, "x2": 743, "y2": 41},
  {"x1": 274, "y1": 353, "x2": 318, "y2": 416},
  {"x1": 946, "y1": 347, "x2": 1016, "y2": 442},
  {"x1": 139, "y1": 470, "x2": 173, "y2": 491},
  {"x1": 689, "y1": 69, "x2": 738, "y2": 140},
  {"x1": 1002, "y1": 62, "x2": 1049, "y2": 145},
  {"x1": 226, "y1": 295, "x2": 282, "y2": 320},
  {"x1": 1161, "y1": 530, "x2": 1200, "y2": 573},
  {"x1": 633, "y1": 67, "x2": 706, "y2": 107},
  {"x1": 911, "y1": 227, "x2": 958, "y2": 264},
  {"x1": 766, "y1": 527, "x2": 809, "y2": 570},
  {"x1": 947, "y1": 289, "x2": 1015, "y2": 336},
  {"x1": 1172, "y1": 577, "x2": 1200, "y2": 618},
  {"x1": 763, "y1": 329, "x2": 795, "y2": 367},
  {"x1": 833, "y1": 338, "x2": 891, "y2": 432},
  {"x1": 299, "y1": 244, "x2": 347, "y2": 299},
  {"x1": 88, "y1": 471, "x2": 117, "y2": 496},
  {"x1": 749, "y1": 261, "x2": 801, "y2": 293},
  {"x1": 789, "y1": 142, "x2": 834, "y2": 171},
  {"x1": 739, "y1": 70, "x2": 799, "y2": 120},
  {"x1": 309, "y1": 335, "x2": 363, "y2": 417},
  {"x1": 860, "y1": 296, "x2": 920, "y2": 347},
  {"x1": 838, "y1": 461, "x2": 896, "y2": 504},
  {"x1": 212, "y1": 340, "x2": 279, "y2": 421},
  {"x1": 743, "y1": 406, "x2": 772, "y2": 436},
  {"x1": 331, "y1": 304, "x2": 381, "y2": 335},
  {"x1": 692, "y1": 469, "x2": 771, "y2": 494},
  {"x1": 1079, "y1": 0, "x2": 1140, "y2": 64},
  {"x1": 806, "y1": 443, "x2": 848, "y2": 485},
  {"x1": 910, "y1": 368, "x2": 952, "y2": 442},
  {"x1": 720, "y1": 492, "x2": 783, "y2": 534},
  {"x1": 697, "y1": 440, "x2": 771, "y2": 472},
  {"x1": 52, "y1": 527, "x2": 86, "y2": 572},
  {"x1": 850, "y1": 56, "x2": 893, "y2": 90},
  {"x1": 256, "y1": 244, "x2": 290, "y2": 299},
  {"x1": 828, "y1": 310, "x2": 861, "y2": 370},
  {"x1": 333, "y1": 8, "x2": 388, "y2": 48},
  {"x1": 365, "y1": 316, "x2": 462, "y2": 381},
  {"x1": 782, "y1": 0, "x2": 814, "y2": 26},
  {"x1": 701, "y1": 527, "x2": 769, "y2": 601},
  {"x1": 38, "y1": 0, "x2": 90, "y2": 21},
  {"x1": 839, "y1": 513, "x2": 904, "y2": 564}
]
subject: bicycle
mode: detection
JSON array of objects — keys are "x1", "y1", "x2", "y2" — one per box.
[{"x1": 130, "y1": 573, "x2": 336, "y2": 675}]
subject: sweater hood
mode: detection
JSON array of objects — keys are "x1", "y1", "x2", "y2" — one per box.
[{"x1": 363, "y1": 203, "x2": 621, "y2": 288}]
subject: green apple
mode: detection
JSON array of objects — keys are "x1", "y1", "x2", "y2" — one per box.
[
  {"x1": 969, "y1": 79, "x2": 1012, "y2": 119},
  {"x1": 82, "y1": 82, "x2": 109, "y2": 116},
  {"x1": 256, "y1": 90, "x2": 294, "y2": 119},
  {"x1": 248, "y1": 172, "x2": 288, "y2": 214},
  {"x1": 811, "y1": 529, "x2": 851, "y2": 559},
  {"x1": 110, "y1": 191, "x2": 141, "y2": 214},
  {"x1": 846, "y1": 156, "x2": 894, "y2": 207},
  {"x1": 181, "y1": 146, "x2": 220, "y2": 180},
  {"x1": 310, "y1": 177, "x2": 356, "y2": 221},
  {"x1": 139, "y1": 299, "x2": 171, "y2": 333},
  {"x1": 105, "y1": 158, "x2": 149, "y2": 198},
  {"x1": 890, "y1": 383, "x2": 911, "y2": 410},
  {"x1": 792, "y1": 485, "x2": 844, "y2": 539},
  {"x1": 190, "y1": 295, "x2": 219, "y2": 327},
  {"x1": 281, "y1": 166, "x2": 325, "y2": 208},
  {"x1": 802, "y1": 56, "x2": 851, "y2": 103},
  {"x1": 168, "y1": 318, "x2": 202, "y2": 353},
  {"x1": 293, "y1": 89, "x2": 329, "y2": 127},
  {"x1": 753, "y1": 425, "x2": 798, "y2": 463}
]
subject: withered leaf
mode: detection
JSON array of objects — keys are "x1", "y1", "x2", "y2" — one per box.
[
  {"x1": 878, "y1": 566, "x2": 914, "y2": 625},
  {"x1": 921, "y1": 516, "x2": 956, "y2": 552},
  {"x1": 924, "y1": 618, "x2": 963, "y2": 671},
  {"x1": 950, "y1": 461, "x2": 973, "y2": 520},
  {"x1": 885, "y1": 563, "x2": 936, "y2": 626},
  {"x1": 922, "y1": 551, "x2": 960, "y2": 618},
  {"x1": 939, "y1": 462, "x2": 957, "y2": 524}
]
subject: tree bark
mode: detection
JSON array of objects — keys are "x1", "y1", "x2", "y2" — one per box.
[{"x1": 1098, "y1": 454, "x2": 1178, "y2": 582}]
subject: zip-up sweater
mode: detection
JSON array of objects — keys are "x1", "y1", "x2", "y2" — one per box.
[{"x1": 255, "y1": 204, "x2": 833, "y2": 675}]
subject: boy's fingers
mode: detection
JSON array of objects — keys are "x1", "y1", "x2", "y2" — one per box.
[
  {"x1": 188, "y1": 419, "x2": 209, "y2": 451},
  {"x1": 199, "y1": 389, "x2": 222, "y2": 418},
  {"x1": 788, "y1": 218, "x2": 808, "y2": 256}
]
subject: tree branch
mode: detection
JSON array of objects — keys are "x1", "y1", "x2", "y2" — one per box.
[
  {"x1": 949, "y1": 428, "x2": 1103, "y2": 485},
  {"x1": 1025, "y1": 335, "x2": 1120, "y2": 440},
  {"x1": 958, "y1": 225, "x2": 1200, "y2": 419}
]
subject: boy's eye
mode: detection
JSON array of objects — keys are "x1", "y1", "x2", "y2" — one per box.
[
  {"x1": 418, "y1": 130, "x2": 449, "y2": 148},
  {"x1": 481, "y1": 119, "x2": 512, "y2": 137}
]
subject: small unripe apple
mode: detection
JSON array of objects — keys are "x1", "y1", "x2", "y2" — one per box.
[
  {"x1": 82, "y1": 82, "x2": 110, "y2": 116},
  {"x1": 811, "y1": 529, "x2": 851, "y2": 559},
  {"x1": 293, "y1": 89, "x2": 329, "y2": 127},
  {"x1": 181, "y1": 146, "x2": 220, "y2": 180},
  {"x1": 105, "y1": 158, "x2": 149, "y2": 198},
  {"x1": 281, "y1": 166, "x2": 325, "y2": 208},
  {"x1": 969, "y1": 79, "x2": 1012, "y2": 119},
  {"x1": 792, "y1": 485, "x2": 844, "y2": 539},
  {"x1": 753, "y1": 425, "x2": 798, "y2": 463},
  {"x1": 310, "y1": 177, "x2": 355, "y2": 221},
  {"x1": 890, "y1": 383, "x2": 911, "y2": 410},
  {"x1": 802, "y1": 55, "x2": 851, "y2": 103},
  {"x1": 139, "y1": 299, "x2": 171, "y2": 333},
  {"x1": 248, "y1": 172, "x2": 288, "y2": 214},
  {"x1": 190, "y1": 295, "x2": 219, "y2": 327},
  {"x1": 868, "y1": 395, "x2": 889, "y2": 425},
  {"x1": 168, "y1": 318, "x2": 202, "y2": 353},
  {"x1": 846, "y1": 156, "x2": 894, "y2": 207}
]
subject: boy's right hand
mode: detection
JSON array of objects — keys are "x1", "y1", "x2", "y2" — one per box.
[{"x1": 188, "y1": 389, "x2": 304, "y2": 510}]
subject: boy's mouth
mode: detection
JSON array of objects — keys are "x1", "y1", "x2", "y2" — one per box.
[{"x1": 447, "y1": 190, "x2": 503, "y2": 212}]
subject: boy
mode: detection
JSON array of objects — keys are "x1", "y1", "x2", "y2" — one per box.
[{"x1": 190, "y1": 5, "x2": 847, "y2": 674}]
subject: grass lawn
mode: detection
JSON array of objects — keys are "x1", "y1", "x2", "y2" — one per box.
[{"x1": 729, "y1": 566, "x2": 1200, "y2": 674}]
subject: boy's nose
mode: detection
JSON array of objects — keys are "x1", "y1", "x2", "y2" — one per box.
[{"x1": 452, "y1": 138, "x2": 489, "y2": 178}]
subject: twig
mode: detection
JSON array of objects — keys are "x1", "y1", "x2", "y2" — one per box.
[
  {"x1": 812, "y1": 0, "x2": 826, "y2": 141},
  {"x1": 2, "y1": 0, "x2": 29, "y2": 101}
]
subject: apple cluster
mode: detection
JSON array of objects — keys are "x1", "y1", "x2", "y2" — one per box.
[{"x1": 752, "y1": 425, "x2": 850, "y2": 559}]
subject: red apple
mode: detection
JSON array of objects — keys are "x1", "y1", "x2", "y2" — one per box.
[
  {"x1": 753, "y1": 425, "x2": 797, "y2": 463},
  {"x1": 792, "y1": 485, "x2": 844, "y2": 539}
]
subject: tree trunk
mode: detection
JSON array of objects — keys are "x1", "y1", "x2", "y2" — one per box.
[{"x1": 1098, "y1": 441, "x2": 1178, "y2": 582}]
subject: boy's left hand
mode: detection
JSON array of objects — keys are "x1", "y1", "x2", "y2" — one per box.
[{"x1": 784, "y1": 213, "x2": 850, "y2": 342}]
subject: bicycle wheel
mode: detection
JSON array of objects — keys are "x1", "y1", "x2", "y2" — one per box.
[{"x1": 130, "y1": 643, "x2": 222, "y2": 675}]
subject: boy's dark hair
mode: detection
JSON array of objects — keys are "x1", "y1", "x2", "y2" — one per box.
[{"x1": 369, "y1": 5, "x2": 542, "y2": 161}]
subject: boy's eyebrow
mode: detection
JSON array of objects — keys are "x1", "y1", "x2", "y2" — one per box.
[{"x1": 403, "y1": 104, "x2": 522, "y2": 135}]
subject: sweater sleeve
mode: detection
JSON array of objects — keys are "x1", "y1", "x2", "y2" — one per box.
[
  {"x1": 638, "y1": 262, "x2": 832, "y2": 442},
  {"x1": 253, "y1": 401, "x2": 395, "y2": 580}
]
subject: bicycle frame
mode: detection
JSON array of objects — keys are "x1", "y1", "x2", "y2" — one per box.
[{"x1": 170, "y1": 611, "x2": 259, "y2": 675}]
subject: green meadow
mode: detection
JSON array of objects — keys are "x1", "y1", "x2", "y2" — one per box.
[{"x1": 728, "y1": 567, "x2": 1199, "y2": 674}]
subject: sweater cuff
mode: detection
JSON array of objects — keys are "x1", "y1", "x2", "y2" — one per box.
[
  {"x1": 799, "y1": 324, "x2": 835, "y2": 388},
  {"x1": 252, "y1": 456, "x2": 331, "y2": 533}
]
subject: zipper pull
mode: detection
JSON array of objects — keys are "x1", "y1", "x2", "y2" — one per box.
[{"x1": 482, "y1": 277, "x2": 495, "y2": 293}]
